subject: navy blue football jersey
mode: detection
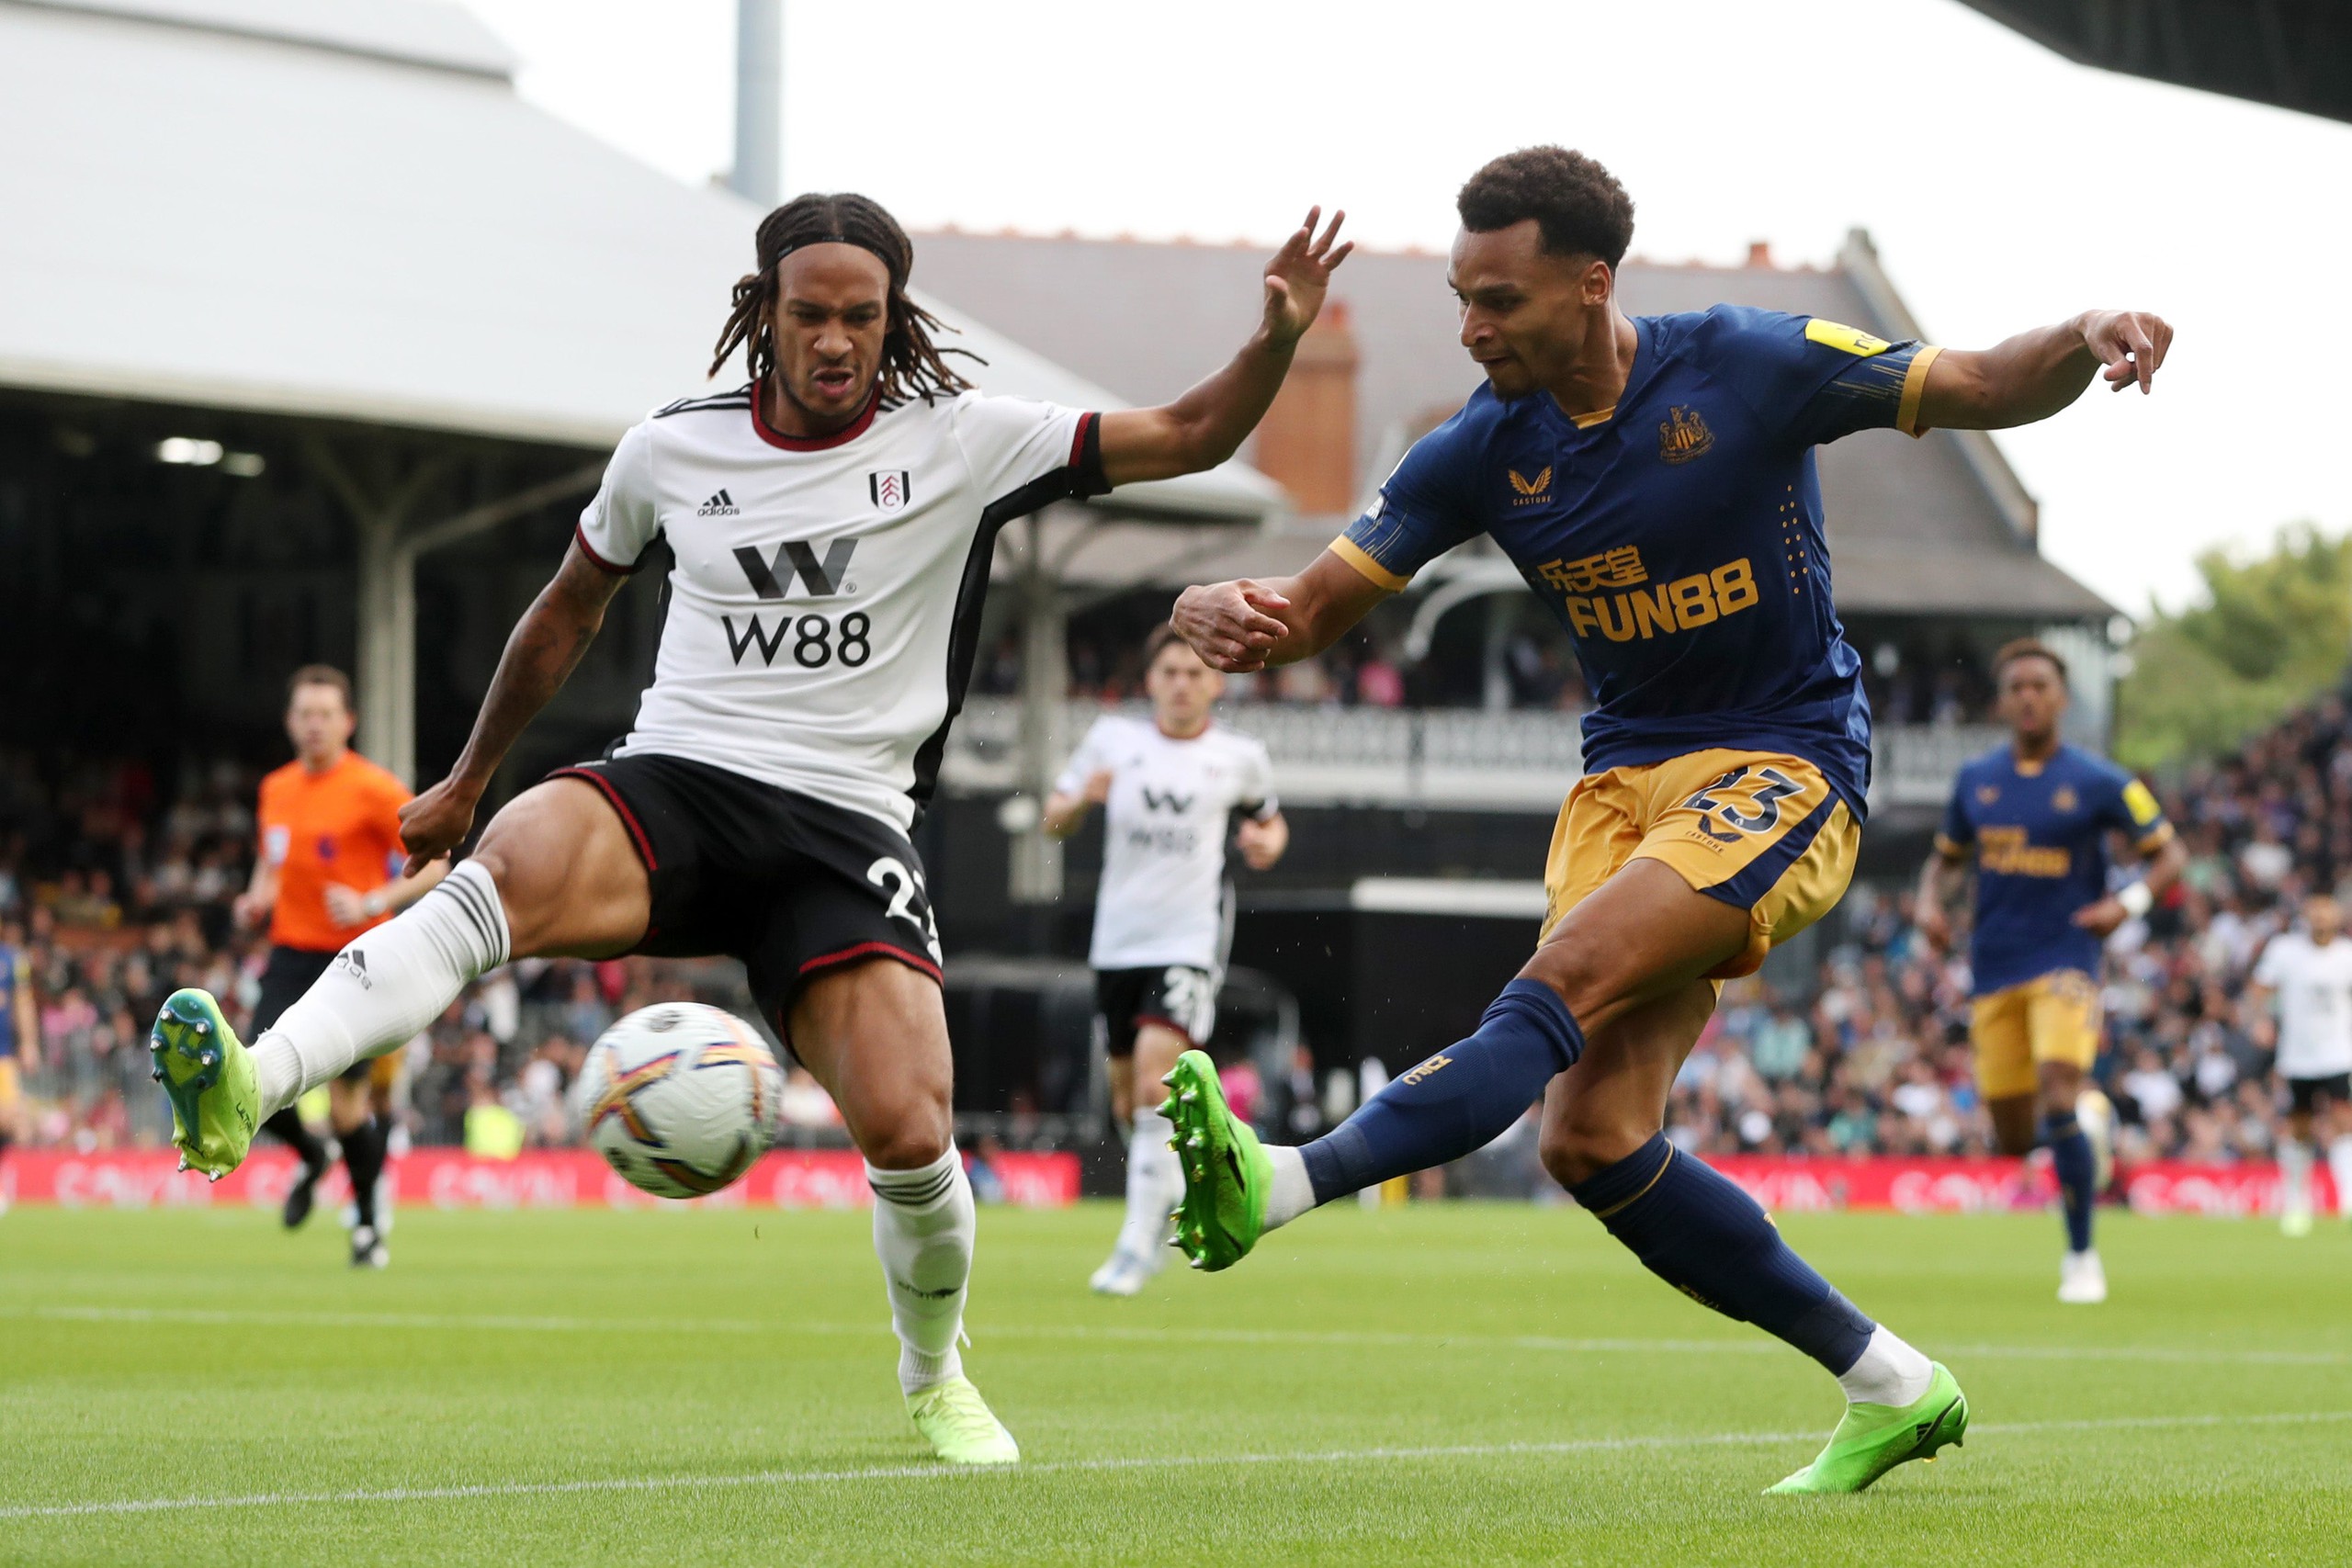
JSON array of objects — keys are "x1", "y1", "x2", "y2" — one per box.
[
  {"x1": 1939, "y1": 742, "x2": 2173, "y2": 994},
  {"x1": 1335, "y1": 307, "x2": 1938, "y2": 818}
]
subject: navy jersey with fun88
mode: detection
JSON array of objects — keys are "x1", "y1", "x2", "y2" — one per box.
[
  {"x1": 1938, "y1": 743, "x2": 2174, "y2": 996},
  {"x1": 1335, "y1": 307, "x2": 1939, "y2": 819}
]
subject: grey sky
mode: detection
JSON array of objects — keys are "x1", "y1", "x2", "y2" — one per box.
[{"x1": 465, "y1": 0, "x2": 2351, "y2": 616}]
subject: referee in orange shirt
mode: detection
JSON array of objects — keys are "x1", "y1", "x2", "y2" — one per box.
[{"x1": 232, "y1": 666, "x2": 446, "y2": 1266}]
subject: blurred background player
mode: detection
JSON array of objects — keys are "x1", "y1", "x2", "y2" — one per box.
[
  {"x1": 231, "y1": 666, "x2": 447, "y2": 1266},
  {"x1": 0, "y1": 916, "x2": 37, "y2": 1213},
  {"x1": 1918, "y1": 640, "x2": 2182, "y2": 1303},
  {"x1": 1164, "y1": 145, "x2": 2173, "y2": 1494},
  {"x1": 2248, "y1": 893, "x2": 2352, "y2": 1235},
  {"x1": 1043, "y1": 625, "x2": 1285, "y2": 1296}
]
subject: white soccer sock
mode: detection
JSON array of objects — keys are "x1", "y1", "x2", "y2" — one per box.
[
  {"x1": 1835, "y1": 1325, "x2": 1935, "y2": 1406},
  {"x1": 2328, "y1": 1136, "x2": 2352, "y2": 1219},
  {"x1": 1262, "y1": 1143, "x2": 1317, "y2": 1232},
  {"x1": 868, "y1": 1146, "x2": 975, "y2": 1395},
  {"x1": 2280, "y1": 1139, "x2": 2313, "y2": 1215},
  {"x1": 1115, "y1": 1111, "x2": 1182, "y2": 1263},
  {"x1": 250, "y1": 861, "x2": 510, "y2": 1115}
]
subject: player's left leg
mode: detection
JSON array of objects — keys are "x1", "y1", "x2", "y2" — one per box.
[
  {"x1": 1535, "y1": 985, "x2": 1961, "y2": 1494},
  {"x1": 2324, "y1": 1089, "x2": 2352, "y2": 1224},
  {"x1": 2029, "y1": 977, "x2": 2105, "y2": 1302},
  {"x1": 786, "y1": 957, "x2": 1016, "y2": 1465},
  {"x1": 1096, "y1": 1021, "x2": 1189, "y2": 1295},
  {"x1": 2279, "y1": 1098, "x2": 2318, "y2": 1236},
  {"x1": 0, "y1": 1058, "x2": 20, "y2": 1216}
]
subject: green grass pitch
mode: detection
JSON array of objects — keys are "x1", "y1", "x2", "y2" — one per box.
[{"x1": 2, "y1": 1200, "x2": 2346, "y2": 1565}]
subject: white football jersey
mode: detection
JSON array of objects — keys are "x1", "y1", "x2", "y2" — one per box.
[
  {"x1": 1056, "y1": 714, "x2": 1278, "y2": 971},
  {"x1": 2254, "y1": 931, "x2": 2352, "y2": 1078},
  {"x1": 577, "y1": 386, "x2": 1102, "y2": 830}
]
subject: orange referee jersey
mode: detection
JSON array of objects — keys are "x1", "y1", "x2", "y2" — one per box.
[{"x1": 257, "y1": 751, "x2": 412, "y2": 953}]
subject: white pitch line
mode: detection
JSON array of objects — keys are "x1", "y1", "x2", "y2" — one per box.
[
  {"x1": 15, "y1": 1303, "x2": 2350, "y2": 1368},
  {"x1": 3, "y1": 1410, "x2": 2346, "y2": 1524}
]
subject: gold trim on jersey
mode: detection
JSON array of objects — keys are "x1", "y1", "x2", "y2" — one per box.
[
  {"x1": 1329, "y1": 536, "x2": 1410, "y2": 592},
  {"x1": 1897, "y1": 344, "x2": 1944, "y2": 437}
]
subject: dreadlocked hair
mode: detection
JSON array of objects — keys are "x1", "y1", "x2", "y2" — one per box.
[{"x1": 707, "y1": 192, "x2": 980, "y2": 405}]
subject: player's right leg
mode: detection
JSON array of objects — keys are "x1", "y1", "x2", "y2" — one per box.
[
  {"x1": 329, "y1": 1074, "x2": 389, "y2": 1268},
  {"x1": 151, "y1": 778, "x2": 649, "y2": 1178}
]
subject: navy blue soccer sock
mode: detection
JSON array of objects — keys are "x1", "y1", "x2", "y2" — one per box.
[
  {"x1": 2044, "y1": 1110, "x2": 2096, "y2": 1254},
  {"x1": 1299, "y1": 979, "x2": 1583, "y2": 1205},
  {"x1": 1572, "y1": 1134, "x2": 1875, "y2": 1376}
]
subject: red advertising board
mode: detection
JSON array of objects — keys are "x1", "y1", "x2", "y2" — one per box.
[
  {"x1": 1706, "y1": 1155, "x2": 2335, "y2": 1217},
  {"x1": 0, "y1": 1147, "x2": 1079, "y2": 1211},
  {"x1": 0, "y1": 1150, "x2": 2326, "y2": 1216}
]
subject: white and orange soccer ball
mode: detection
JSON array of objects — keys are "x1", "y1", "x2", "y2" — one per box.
[{"x1": 578, "y1": 1003, "x2": 785, "y2": 1199}]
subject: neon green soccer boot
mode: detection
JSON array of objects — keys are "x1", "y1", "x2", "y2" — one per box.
[
  {"x1": 1767, "y1": 1361, "x2": 1969, "y2": 1495},
  {"x1": 906, "y1": 1376, "x2": 1020, "y2": 1465},
  {"x1": 149, "y1": 988, "x2": 259, "y2": 1180},
  {"x1": 1158, "y1": 1049, "x2": 1270, "y2": 1271}
]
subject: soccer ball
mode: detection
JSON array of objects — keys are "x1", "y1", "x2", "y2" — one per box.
[{"x1": 579, "y1": 1003, "x2": 785, "y2": 1200}]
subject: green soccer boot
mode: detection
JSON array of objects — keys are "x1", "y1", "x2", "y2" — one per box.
[
  {"x1": 1767, "y1": 1361, "x2": 1969, "y2": 1495},
  {"x1": 906, "y1": 1376, "x2": 1020, "y2": 1465},
  {"x1": 149, "y1": 988, "x2": 259, "y2": 1180},
  {"x1": 1158, "y1": 1049, "x2": 1270, "y2": 1271}
]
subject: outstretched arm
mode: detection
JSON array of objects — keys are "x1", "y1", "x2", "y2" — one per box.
[
  {"x1": 397, "y1": 542, "x2": 628, "y2": 872},
  {"x1": 1096, "y1": 209, "x2": 1352, "y2": 487},
  {"x1": 1916, "y1": 310, "x2": 2172, "y2": 431},
  {"x1": 1171, "y1": 549, "x2": 1391, "y2": 674}
]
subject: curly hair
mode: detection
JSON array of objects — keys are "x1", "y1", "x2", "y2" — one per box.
[
  {"x1": 1456, "y1": 147, "x2": 1635, "y2": 267},
  {"x1": 707, "y1": 192, "x2": 979, "y2": 403}
]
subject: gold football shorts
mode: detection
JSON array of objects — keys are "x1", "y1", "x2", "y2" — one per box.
[
  {"x1": 1971, "y1": 969, "x2": 2101, "y2": 1100},
  {"x1": 1542, "y1": 749, "x2": 1860, "y2": 980}
]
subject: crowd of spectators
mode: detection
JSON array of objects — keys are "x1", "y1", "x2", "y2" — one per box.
[
  {"x1": 0, "y1": 749, "x2": 847, "y2": 1157},
  {"x1": 1673, "y1": 694, "x2": 2352, "y2": 1168},
  {"x1": 7, "y1": 686, "x2": 2348, "y2": 1172}
]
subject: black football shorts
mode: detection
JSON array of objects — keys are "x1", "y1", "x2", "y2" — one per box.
[
  {"x1": 1093, "y1": 964, "x2": 1220, "y2": 1058},
  {"x1": 550, "y1": 753, "x2": 943, "y2": 1036}
]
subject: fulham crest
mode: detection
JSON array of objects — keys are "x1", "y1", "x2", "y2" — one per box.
[{"x1": 869, "y1": 470, "x2": 911, "y2": 512}]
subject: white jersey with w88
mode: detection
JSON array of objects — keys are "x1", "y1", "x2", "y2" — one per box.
[
  {"x1": 2254, "y1": 930, "x2": 2352, "y2": 1079},
  {"x1": 576, "y1": 387, "x2": 1103, "y2": 831},
  {"x1": 1057, "y1": 714, "x2": 1278, "y2": 972}
]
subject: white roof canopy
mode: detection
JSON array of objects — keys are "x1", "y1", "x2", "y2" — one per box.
[{"x1": 0, "y1": 0, "x2": 1283, "y2": 521}]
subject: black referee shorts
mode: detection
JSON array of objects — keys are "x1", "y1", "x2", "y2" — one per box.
[{"x1": 549, "y1": 753, "x2": 944, "y2": 1037}]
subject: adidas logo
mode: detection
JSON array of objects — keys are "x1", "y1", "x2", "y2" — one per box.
[{"x1": 697, "y1": 488, "x2": 741, "y2": 517}]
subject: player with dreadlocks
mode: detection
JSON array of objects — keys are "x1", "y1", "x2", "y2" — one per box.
[{"x1": 147, "y1": 190, "x2": 1350, "y2": 1466}]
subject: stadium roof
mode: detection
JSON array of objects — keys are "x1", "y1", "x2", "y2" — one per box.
[
  {"x1": 1959, "y1": 1, "x2": 2352, "y2": 124},
  {"x1": 911, "y1": 230, "x2": 2119, "y2": 620},
  {"x1": 0, "y1": 0, "x2": 1281, "y2": 522}
]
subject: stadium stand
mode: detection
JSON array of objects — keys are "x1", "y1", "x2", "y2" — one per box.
[{"x1": 7, "y1": 685, "x2": 2347, "y2": 1171}]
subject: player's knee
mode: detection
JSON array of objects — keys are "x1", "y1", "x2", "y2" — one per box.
[
  {"x1": 2036, "y1": 1061, "x2": 2083, "y2": 1111},
  {"x1": 1517, "y1": 939, "x2": 1630, "y2": 1032},
  {"x1": 1538, "y1": 1116, "x2": 1655, "y2": 1190},
  {"x1": 864, "y1": 1108, "x2": 954, "y2": 1172}
]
